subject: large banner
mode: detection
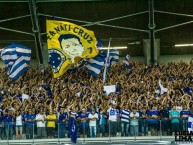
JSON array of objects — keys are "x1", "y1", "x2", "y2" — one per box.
[{"x1": 47, "y1": 20, "x2": 98, "y2": 78}]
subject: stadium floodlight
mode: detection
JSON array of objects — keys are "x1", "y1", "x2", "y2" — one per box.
[
  {"x1": 175, "y1": 44, "x2": 193, "y2": 47},
  {"x1": 100, "y1": 46, "x2": 127, "y2": 50}
]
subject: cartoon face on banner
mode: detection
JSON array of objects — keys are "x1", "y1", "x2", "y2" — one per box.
[
  {"x1": 58, "y1": 34, "x2": 85, "y2": 63},
  {"x1": 46, "y1": 20, "x2": 98, "y2": 78}
]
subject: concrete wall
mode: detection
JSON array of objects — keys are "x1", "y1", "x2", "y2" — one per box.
[
  {"x1": 0, "y1": 54, "x2": 192, "y2": 68},
  {"x1": 120, "y1": 55, "x2": 193, "y2": 64},
  {"x1": 158, "y1": 54, "x2": 193, "y2": 64}
]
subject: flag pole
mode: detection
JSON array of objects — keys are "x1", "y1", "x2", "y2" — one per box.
[{"x1": 103, "y1": 38, "x2": 112, "y2": 84}]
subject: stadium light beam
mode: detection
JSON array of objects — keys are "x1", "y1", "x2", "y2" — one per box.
[
  {"x1": 175, "y1": 44, "x2": 193, "y2": 47},
  {"x1": 100, "y1": 46, "x2": 127, "y2": 50}
]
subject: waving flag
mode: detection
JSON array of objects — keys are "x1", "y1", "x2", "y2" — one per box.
[
  {"x1": 85, "y1": 53, "x2": 106, "y2": 78},
  {"x1": 109, "y1": 49, "x2": 119, "y2": 64},
  {"x1": 188, "y1": 114, "x2": 193, "y2": 132},
  {"x1": 124, "y1": 54, "x2": 131, "y2": 71},
  {"x1": 47, "y1": 20, "x2": 98, "y2": 78},
  {"x1": 85, "y1": 49, "x2": 119, "y2": 78},
  {"x1": 0, "y1": 43, "x2": 31, "y2": 80}
]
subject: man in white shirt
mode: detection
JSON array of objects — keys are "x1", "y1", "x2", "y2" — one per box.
[
  {"x1": 130, "y1": 107, "x2": 139, "y2": 136},
  {"x1": 107, "y1": 103, "x2": 119, "y2": 137},
  {"x1": 36, "y1": 109, "x2": 46, "y2": 138},
  {"x1": 88, "y1": 109, "x2": 98, "y2": 137}
]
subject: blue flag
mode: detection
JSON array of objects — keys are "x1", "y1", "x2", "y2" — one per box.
[
  {"x1": 109, "y1": 49, "x2": 119, "y2": 64},
  {"x1": 85, "y1": 53, "x2": 106, "y2": 78},
  {"x1": 0, "y1": 43, "x2": 31, "y2": 80},
  {"x1": 85, "y1": 49, "x2": 119, "y2": 78},
  {"x1": 102, "y1": 49, "x2": 119, "y2": 67},
  {"x1": 124, "y1": 54, "x2": 131, "y2": 71},
  {"x1": 97, "y1": 39, "x2": 103, "y2": 49},
  {"x1": 188, "y1": 114, "x2": 193, "y2": 132}
]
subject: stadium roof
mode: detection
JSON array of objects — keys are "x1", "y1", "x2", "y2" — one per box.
[{"x1": 0, "y1": 0, "x2": 193, "y2": 60}]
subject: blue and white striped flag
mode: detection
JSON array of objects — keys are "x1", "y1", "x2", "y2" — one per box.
[
  {"x1": 85, "y1": 54, "x2": 105, "y2": 78},
  {"x1": 85, "y1": 49, "x2": 119, "y2": 78},
  {"x1": 109, "y1": 49, "x2": 119, "y2": 63},
  {"x1": 188, "y1": 114, "x2": 193, "y2": 132},
  {"x1": 124, "y1": 54, "x2": 131, "y2": 71},
  {"x1": 102, "y1": 49, "x2": 119, "y2": 67},
  {"x1": 0, "y1": 43, "x2": 31, "y2": 80}
]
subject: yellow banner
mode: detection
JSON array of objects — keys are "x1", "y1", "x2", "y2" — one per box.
[{"x1": 46, "y1": 20, "x2": 98, "y2": 78}]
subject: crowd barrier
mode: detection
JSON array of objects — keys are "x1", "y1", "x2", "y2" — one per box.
[{"x1": 0, "y1": 119, "x2": 187, "y2": 144}]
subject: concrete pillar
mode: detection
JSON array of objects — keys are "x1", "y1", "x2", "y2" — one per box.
[
  {"x1": 42, "y1": 42, "x2": 49, "y2": 66},
  {"x1": 143, "y1": 39, "x2": 160, "y2": 64}
]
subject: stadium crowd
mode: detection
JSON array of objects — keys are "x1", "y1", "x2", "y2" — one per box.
[{"x1": 0, "y1": 60, "x2": 193, "y2": 140}]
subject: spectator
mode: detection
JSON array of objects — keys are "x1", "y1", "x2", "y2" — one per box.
[
  {"x1": 120, "y1": 104, "x2": 130, "y2": 136},
  {"x1": 169, "y1": 105, "x2": 180, "y2": 135},
  {"x1": 160, "y1": 104, "x2": 170, "y2": 135},
  {"x1": 58, "y1": 107, "x2": 68, "y2": 138},
  {"x1": 78, "y1": 108, "x2": 88, "y2": 138},
  {"x1": 107, "y1": 103, "x2": 119, "y2": 137},
  {"x1": 36, "y1": 109, "x2": 46, "y2": 139},
  {"x1": 46, "y1": 111, "x2": 57, "y2": 138},
  {"x1": 25, "y1": 108, "x2": 35, "y2": 139},
  {"x1": 130, "y1": 107, "x2": 139, "y2": 136},
  {"x1": 88, "y1": 109, "x2": 98, "y2": 137},
  {"x1": 98, "y1": 109, "x2": 107, "y2": 137},
  {"x1": 148, "y1": 105, "x2": 159, "y2": 136},
  {"x1": 15, "y1": 110, "x2": 23, "y2": 139},
  {"x1": 0, "y1": 111, "x2": 4, "y2": 139},
  {"x1": 140, "y1": 107, "x2": 148, "y2": 136},
  {"x1": 69, "y1": 107, "x2": 78, "y2": 143},
  {"x1": 4, "y1": 111, "x2": 14, "y2": 140},
  {"x1": 180, "y1": 105, "x2": 190, "y2": 131}
]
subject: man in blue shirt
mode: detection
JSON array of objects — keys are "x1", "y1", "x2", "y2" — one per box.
[
  {"x1": 25, "y1": 108, "x2": 36, "y2": 139},
  {"x1": 4, "y1": 111, "x2": 14, "y2": 140},
  {"x1": 140, "y1": 107, "x2": 148, "y2": 136},
  {"x1": 180, "y1": 105, "x2": 190, "y2": 131},
  {"x1": 58, "y1": 107, "x2": 68, "y2": 138},
  {"x1": 160, "y1": 104, "x2": 169, "y2": 135},
  {"x1": 78, "y1": 108, "x2": 88, "y2": 138},
  {"x1": 98, "y1": 109, "x2": 107, "y2": 137},
  {"x1": 148, "y1": 105, "x2": 159, "y2": 136},
  {"x1": 0, "y1": 111, "x2": 4, "y2": 139}
]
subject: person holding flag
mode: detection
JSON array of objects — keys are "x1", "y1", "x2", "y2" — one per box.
[
  {"x1": 68, "y1": 107, "x2": 78, "y2": 143},
  {"x1": 188, "y1": 106, "x2": 193, "y2": 132}
]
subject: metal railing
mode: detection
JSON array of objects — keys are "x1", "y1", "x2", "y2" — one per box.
[{"x1": 0, "y1": 118, "x2": 187, "y2": 144}]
